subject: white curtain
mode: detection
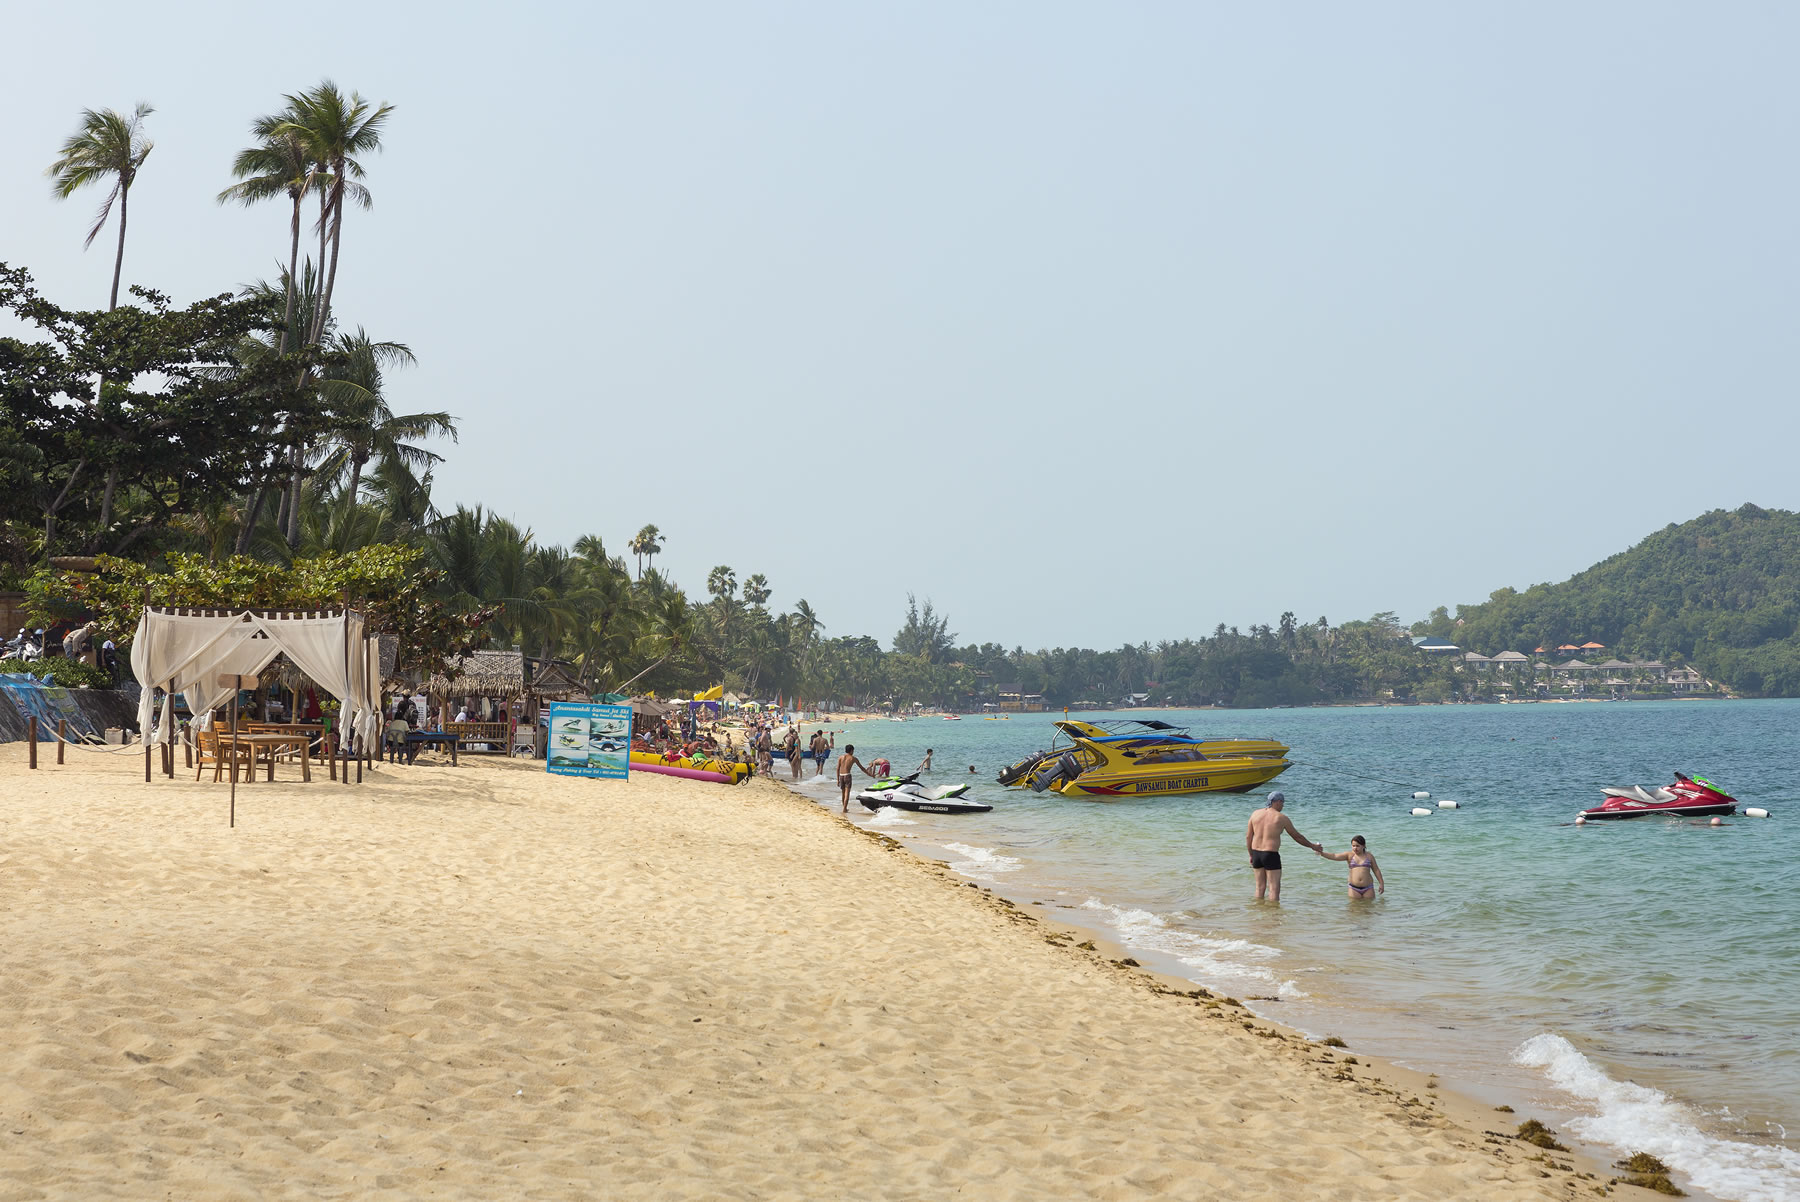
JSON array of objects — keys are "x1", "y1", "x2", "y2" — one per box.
[{"x1": 130, "y1": 609, "x2": 381, "y2": 748}]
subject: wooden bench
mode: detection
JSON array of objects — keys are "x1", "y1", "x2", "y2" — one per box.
[{"x1": 443, "y1": 721, "x2": 511, "y2": 754}]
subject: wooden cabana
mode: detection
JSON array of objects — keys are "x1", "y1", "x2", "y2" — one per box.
[
  {"x1": 424, "y1": 649, "x2": 526, "y2": 753},
  {"x1": 424, "y1": 650, "x2": 590, "y2": 756}
]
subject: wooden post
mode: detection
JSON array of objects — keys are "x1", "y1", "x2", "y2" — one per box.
[
  {"x1": 184, "y1": 728, "x2": 193, "y2": 769},
  {"x1": 27, "y1": 717, "x2": 36, "y2": 769},
  {"x1": 56, "y1": 719, "x2": 65, "y2": 764},
  {"x1": 144, "y1": 732, "x2": 151, "y2": 782}
]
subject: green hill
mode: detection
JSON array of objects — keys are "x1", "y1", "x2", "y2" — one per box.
[{"x1": 1424, "y1": 504, "x2": 1800, "y2": 695}]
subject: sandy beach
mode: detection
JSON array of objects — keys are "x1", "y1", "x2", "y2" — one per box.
[{"x1": 0, "y1": 744, "x2": 1606, "y2": 1200}]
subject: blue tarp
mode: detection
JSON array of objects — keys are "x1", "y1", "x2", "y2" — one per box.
[{"x1": 0, "y1": 676, "x2": 137, "y2": 742}]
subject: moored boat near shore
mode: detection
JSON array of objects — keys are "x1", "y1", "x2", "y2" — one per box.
[{"x1": 999, "y1": 718, "x2": 1290, "y2": 798}]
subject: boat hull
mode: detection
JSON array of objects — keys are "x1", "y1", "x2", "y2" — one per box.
[
  {"x1": 1059, "y1": 758, "x2": 1291, "y2": 798},
  {"x1": 1578, "y1": 801, "x2": 1735, "y2": 820},
  {"x1": 859, "y1": 794, "x2": 993, "y2": 814}
]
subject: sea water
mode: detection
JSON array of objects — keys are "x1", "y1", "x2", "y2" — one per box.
[{"x1": 783, "y1": 701, "x2": 1800, "y2": 1202}]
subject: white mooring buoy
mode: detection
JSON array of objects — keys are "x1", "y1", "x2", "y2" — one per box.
[
  {"x1": 1746, "y1": 807, "x2": 1771, "y2": 818},
  {"x1": 1411, "y1": 791, "x2": 1431, "y2": 800},
  {"x1": 1575, "y1": 815, "x2": 1587, "y2": 825},
  {"x1": 1437, "y1": 799, "x2": 1459, "y2": 809},
  {"x1": 1710, "y1": 816, "x2": 1724, "y2": 826},
  {"x1": 1410, "y1": 807, "x2": 1432, "y2": 817}
]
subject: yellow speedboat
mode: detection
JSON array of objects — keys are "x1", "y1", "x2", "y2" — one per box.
[{"x1": 998, "y1": 719, "x2": 1290, "y2": 798}]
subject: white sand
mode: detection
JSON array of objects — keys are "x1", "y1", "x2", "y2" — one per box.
[{"x1": 0, "y1": 744, "x2": 1582, "y2": 1200}]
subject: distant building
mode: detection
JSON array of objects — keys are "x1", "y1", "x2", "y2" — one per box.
[
  {"x1": 1413, "y1": 637, "x2": 1460, "y2": 654},
  {"x1": 1667, "y1": 667, "x2": 1707, "y2": 693},
  {"x1": 1489, "y1": 650, "x2": 1530, "y2": 666}
]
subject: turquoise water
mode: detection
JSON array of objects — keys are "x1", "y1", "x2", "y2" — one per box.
[{"x1": 785, "y1": 701, "x2": 1800, "y2": 1202}]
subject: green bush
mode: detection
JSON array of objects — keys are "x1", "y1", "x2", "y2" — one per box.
[{"x1": 0, "y1": 657, "x2": 116, "y2": 689}]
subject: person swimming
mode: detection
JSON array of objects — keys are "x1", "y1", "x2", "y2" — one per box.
[{"x1": 1318, "y1": 835, "x2": 1384, "y2": 898}]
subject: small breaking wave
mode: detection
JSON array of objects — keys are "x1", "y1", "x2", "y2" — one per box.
[
  {"x1": 1078, "y1": 899, "x2": 1307, "y2": 998},
  {"x1": 1514, "y1": 1033, "x2": 1800, "y2": 1202},
  {"x1": 940, "y1": 842, "x2": 1022, "y2": 881},
  {"x1": 865, "y1": 806, "x2": 917, "y2": 828}
]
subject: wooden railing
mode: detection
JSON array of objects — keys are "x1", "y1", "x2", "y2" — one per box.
[{"x1": 444, "y1": 721, "x2": 511, "y2": 753}]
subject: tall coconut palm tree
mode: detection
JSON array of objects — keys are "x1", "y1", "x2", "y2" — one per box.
[
  {"x1": 219, "y1": 131, "x2": 328, "y2": 553},
  {"x1": 217, "y1": 116, "x2": 327, "y2": 357},
  {"x1": 275, "y1": 81, "x2": 392, "y2": 350},
  {"x1": 47, "y1": 102, "x2": 155, "y2": 534},
  {"x1": 47, "y1": 103, "x2": 154, "y2": 310}
]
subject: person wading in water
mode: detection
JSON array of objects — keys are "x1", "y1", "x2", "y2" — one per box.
[{"x1": 1245, "y1": 791, "x2": 1320, "y2": 902}]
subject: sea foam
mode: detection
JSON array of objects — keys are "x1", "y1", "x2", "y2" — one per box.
[
  {"x1": 1515, "y1": 1033, "x2": 1800, "y2": 1202},
  {"x1": 940, "y1": 842, "x2": 1022, "y2": 881},
  {"x1": 864, "y1": 806, "x2": 917, "y2": 828},
  {"x1": 1078, "y1": 899, "x2": 1307, "y2": 998}
]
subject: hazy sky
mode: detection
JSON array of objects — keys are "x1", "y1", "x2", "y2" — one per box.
[{"x1": 5, "y1": 4, "x2": 1797, "y2": 650}]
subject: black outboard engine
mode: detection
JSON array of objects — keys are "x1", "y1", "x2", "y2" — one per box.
[
  {"x1": 1029, "y1": 752, "x2": 1083, "y2": 793},
  {"x1": 998, "y1": 750, "x2": 1049, "y2": 786}
]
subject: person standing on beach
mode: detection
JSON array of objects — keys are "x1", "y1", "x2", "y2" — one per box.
[
  {"x1": 1246, "y1": 791, "x2": 1320, "y2": 902},
  {"x1": 785, "y1": 727, "x2": 803, "y2": 780},
  {"x1": 810, "y1": 729, "x2": 829, "y2": 776},
  {"x1": 835, "y1": 744, "x2": 874, "y2": 814}
]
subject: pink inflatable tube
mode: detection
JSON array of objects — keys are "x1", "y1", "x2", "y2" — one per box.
[{"x1": 634, "y1": 761, "x2": 733, "y2": 784}]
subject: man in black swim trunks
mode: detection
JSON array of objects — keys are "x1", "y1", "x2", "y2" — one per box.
[{"x1": 1245, "y1": 791, "x2": 1320, "y2": 902}]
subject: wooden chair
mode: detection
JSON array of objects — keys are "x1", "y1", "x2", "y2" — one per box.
[{"x1": 194, "y1": 727, "x2": 256, "y2": 783}]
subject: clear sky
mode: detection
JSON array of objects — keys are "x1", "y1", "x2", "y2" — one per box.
[{"x1": 5, "y1": 3, "x2": 1797, "y2": 650}]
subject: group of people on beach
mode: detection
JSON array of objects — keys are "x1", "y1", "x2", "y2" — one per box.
[{"x1": 1246, "y1": 791, "x2": 1385, "y2": 901}]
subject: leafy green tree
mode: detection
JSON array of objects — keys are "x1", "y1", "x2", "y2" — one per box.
[{"x1": 893, "y1": 594, "x2": 956, "y2": 662}]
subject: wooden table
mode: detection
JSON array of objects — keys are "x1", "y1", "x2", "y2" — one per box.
[{"x1": 227, "y1": 732, "x2": 313, "y2": 783}]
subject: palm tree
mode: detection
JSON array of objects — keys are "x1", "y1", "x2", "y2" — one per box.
[
  {"x1": 276, "y1": 81, "x2": 392, "y2": 350},
  {"x1": 47, "y1": 103, "x2": 154, "y2": 310},
  {"x1": 313, "y1": 328, "x2": 453, "y2": 510},
  {"x1": 743, "y1": 573, "x2": 771, "y2": 607},
  {"x1": 792, "y1": 599, "x2": 825, "y2": 643},
  {"x1": 218, "y1": 116, "x2": 322, "y2": 358},
  {"x1": 706, "y1": 565, "x2": 737, "y2": 601},
  {"x1": 630, "y1": 524, "x2": 663, "y2": 578},
  {"x1": 47, "y1": 102, "x2": 155, "y2": 534}
]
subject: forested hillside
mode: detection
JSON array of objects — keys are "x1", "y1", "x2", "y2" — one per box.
[{"x1": 1414, "y1": 504, "x2": 1800, "y2": 695}]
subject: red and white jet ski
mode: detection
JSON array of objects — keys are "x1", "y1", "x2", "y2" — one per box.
[{"x1": 1578, "y1": 772, "x2": 1737, "y2": 821}]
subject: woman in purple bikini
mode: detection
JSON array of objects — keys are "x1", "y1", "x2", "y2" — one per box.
[{"x1": 1318, "y1": 835, "x2": 1384, "y2": 899}]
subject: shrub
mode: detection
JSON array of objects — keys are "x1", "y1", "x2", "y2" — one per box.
[{"x1": 0, "y1": 657, "x2": 116, "y2": 690}]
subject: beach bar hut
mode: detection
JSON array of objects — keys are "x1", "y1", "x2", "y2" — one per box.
[{"x1": 425, "y1": 649, "x2": 527, "y2": 753}]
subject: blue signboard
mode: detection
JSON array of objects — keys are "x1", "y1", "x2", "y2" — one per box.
[{"x1": 546, "y1": 701, "x2": 632, "y2": 779}]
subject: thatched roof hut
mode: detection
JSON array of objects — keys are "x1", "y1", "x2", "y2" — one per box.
[
  {"x1": 529, "y1": 661, "x2": 588, "y2": 701},
  {"x1": 425, "y1": 649, "x2": 527, "y2": 699}
]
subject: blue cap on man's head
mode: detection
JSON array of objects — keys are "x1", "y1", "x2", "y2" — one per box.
[{"x1": 1267, "y1": 791, "x2": 1285, "y2": 804}]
